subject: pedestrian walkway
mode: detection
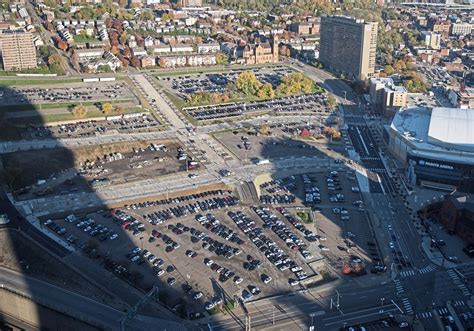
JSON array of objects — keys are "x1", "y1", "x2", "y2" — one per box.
[
  {"x1": 394, "y1": 279, "x2": 404, "y2": 293},
  {"x1": 438, "y1": 307, "x2": 449, "y2": 315},
  {"x1": 402, "y1": 298, "x2": 413, "y2": 314},
  {"x1": 452, "y1": 300, "x2": 465, "y2": 307},
  {"x1": 447, "y1": 269, "x2": 471, "y2": 296},
  {"x1": 419, "y1": 264, "x2": 438, "y2": 274},
  {"x1": 416, "y1": 311, "x2": 433, "y2": 319},
  {"x1": 399, "y1": 270, "x2": 416, "y2": 278}
]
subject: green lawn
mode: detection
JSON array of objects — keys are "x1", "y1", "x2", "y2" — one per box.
[
  {"x1": 0, "y1": 98, "x2": 134, "y2": 114},
  {"x1": 297, "y1": 211, "x2": 311, "y2": 223},
  {"x1": 0, "y1": 78, "x2": 82, "y2": 86},
  {"x1": 73, "y1": 35, "x2": 98, "y2": 43}
]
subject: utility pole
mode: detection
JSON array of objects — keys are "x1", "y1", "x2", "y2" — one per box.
[{"x1": 119, "y1": 286, "x2": 158, "y2": 331}]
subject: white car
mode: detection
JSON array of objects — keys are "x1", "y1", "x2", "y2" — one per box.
[
  {"x1": 157, "y1": 269, "x2": 165, "y2": 276},
  {"x1": 205, "y1": 302, "x2": 215, "y2": 310},
  {"x1": 205, "y1": 259, "x2": 214, "y2": 267},
  {"x1": 388, "y1": 225, "x2": 393, "y2": 231},
  {"x1": 389, "y1": 242, "x2": 395, "y2": 249},
  {"x1": 234, "y1": 277, "x2": 243, "y2": 285},
  {"x1": 188, "y1": 173, "x2": 199, "y2": 179},
  {"x1": 289, "y1": 279, "x2": 300, "y2": 286},
  {"x1": 193, "y1": 292, "x2": 203, "y2": 300},
  {"x1": 263, "y1": 276, "x2": 272, "y2": 284},
  {"x1": 109, "y1": 234, "x2": 118, "y2": 240}
]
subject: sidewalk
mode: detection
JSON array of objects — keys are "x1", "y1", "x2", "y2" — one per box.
[{"x1": 420, "y1": 237, "x2": 457, "y2": 268}]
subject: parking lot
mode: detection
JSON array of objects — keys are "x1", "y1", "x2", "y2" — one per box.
[
  {"x1": 0, "y1": 81, "x2": 135, "y2": 105},
  {"x1": 21, "y1": 113, "x2": 162, "y2": 140},
  {"x1": 184, "y1": 93, "x2": 329, "y2": 122},
  {"x1": 257, "y1": 170, "x2": 385, "y2": 276},
  {"x1": 214, "y1": 126, "x2": 342, "y2": 161},
  {"x1": 156, "y1": 66, "x2": 294, "y2": 99},
  {"x1": 40, "y1": 183, "x2": 343, "y2": 317}
]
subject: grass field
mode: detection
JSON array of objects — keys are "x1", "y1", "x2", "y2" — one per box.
[
  {"x1": 0, "y1": 98, "x2": 135, "y2": 114},
  {"x1": 73, "y1": 35, "x2": 97, "y2": 43},
  {"x1": 0, "y1": 78, "x2": 82, "y2": 86},
  {"x1": 12, "y1": 106, "x2": 144, "y2": 125}
]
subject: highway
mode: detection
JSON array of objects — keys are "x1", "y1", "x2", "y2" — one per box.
[{"x1": 0, "y1": 266, "x2": 184, "y2": 331}]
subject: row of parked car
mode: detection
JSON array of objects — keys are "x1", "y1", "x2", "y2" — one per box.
[
  {"x1": 142, "y1": 195, "x2": 240, "y2": 225},
  {"x1": 276, "y1": 207, "x2": 318, "y2": 242},
  {"x1": 195, "y1": 213, "x2": 245, "y2": 245},
  {"x1": 260, "y1": 194, "x2": 296, "y2": 205},
  {"x1": 228, "y1": 210, "x2": 307, "y2": 285},
  {"x1": 253, "y1": 207, "x2": 314, "y2": 261}
]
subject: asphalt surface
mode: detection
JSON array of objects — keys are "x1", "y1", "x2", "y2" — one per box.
[
  {"x1": 0, "y1": 266, "x2": 184, "y2": 331},
  {"x1": 1, "y1": 61, "x2": 473, "y2": 331}
]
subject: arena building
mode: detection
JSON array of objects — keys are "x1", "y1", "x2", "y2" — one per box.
[{"x1": 388, "y1": 107, "x2": 474, "y2": 193}]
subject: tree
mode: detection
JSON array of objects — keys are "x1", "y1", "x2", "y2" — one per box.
[
  {"x1": 101, "y1": 102, "x2": 113, "y2": 115},
  {"x1": 71, "y1": 104, "x2": 87, "y2": 118},
  {"x1": 259, "y1": 124, "x2": 270, "y2": 135},
  {"x1": 327, "y1": 95, "x2": 337, "y2": 110},
  {"x1": 123, "y1": 47, "x2": 131, "y2": 58},
  {"x1": 277, "y1": 72, "x2": 315, "y2": 96},
  {"x1": 384, "y1": 65, "x2": 395, "y2": 76},
  {"x1": 257, "y1": 83, "x2": 275, "y2": 99},
  {"x1": 235, "y1": 71, "x2": 261, "y2": 96},
  {"x1": 161, "y1": 13, "x2": 171, "y2": 22},
  {"x1": 57, "y1": 40, "x2": 68, "y2": 51},
  {"x1": 130, "y1": 56, "x2": 140, "y2": 68},
  {"x1": 158, "y1": 58, "x2": 167, "y2": 68},
  {"x1": 48, "y1": 54, "x2": 62, "y2": 66},
  {"x1": 115, "y1": 105, "x2": 124, "y2": 114},
  {"x1": 38, "y1": 45, "x2": 56, "y2": 58}
]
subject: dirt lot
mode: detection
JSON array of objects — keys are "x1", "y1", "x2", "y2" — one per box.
[
  {"x1": 0, "y1": 229, "x2": 123, "y2": 309},
  {"x1": 2, "y1": 139, "x2": 192, "y2": 196}
]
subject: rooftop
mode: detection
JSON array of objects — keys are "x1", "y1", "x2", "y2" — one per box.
[{"x1": 390, "y1": 106, "x2": 474, "y2": 163}]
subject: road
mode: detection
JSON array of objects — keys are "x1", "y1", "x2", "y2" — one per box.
[
  {"x1": 1, "y1": 60, "x2": 471, "y2": 330},
  {"x1": 132, "y1": 75, "x2": 187, "y2": 130},
  {"x1": 0, "y1": 266, "x2": 184, "y2": 331}
]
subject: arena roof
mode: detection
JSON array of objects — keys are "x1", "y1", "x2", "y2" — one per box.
[
  {"x1": 428, "y1": 107, "x2": 474, "y2": 151},
  {"x1": 390, "y1": 107, "x2": 474, "y2": 163}
]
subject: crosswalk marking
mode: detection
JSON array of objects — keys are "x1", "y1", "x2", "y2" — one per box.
[
  {"x1": 419, "y1": 264, "x2": 437, "y2": 274},
  {"x1": 447, "y1": 269, "x2": 459, "y2": 280},
  {"x1": 416, "y1": 311, "x2": 433, "y2": 319},
  {"x1": 394, "y1": 279, "x2": 404, "y2": 293},
  {"x1": 447, "y1": 269, "x2": 471, "y2": 296},
  {"x1": 402, "y1": 298, "x2": 413, "y2": 314},
  {"x1": 438, "y1": 307, "x2": 449, "y2": 315},
  {"x1": 453, "y1": 300, "x2": 465, "y2": 307},
  {"x1": 458, "y1": 284, "x2": 471, "y2": 296},
  {"x1": 400, "y1": 270, "x2": 416, "y2": 278}
]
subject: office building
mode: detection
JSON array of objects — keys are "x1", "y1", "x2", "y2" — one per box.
[
  {"x1": 319, "y1": 16, "x2": 377, "y2": 80},
  {"x1": 369, "y1": 77, "x2": 407, "y2": 117},
  {"x1": 388, "y1": 107, "x2": 474, "y2": 193},
  {"x1": 0, "y1": 31, "x2": 37, "y2": 71}
]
